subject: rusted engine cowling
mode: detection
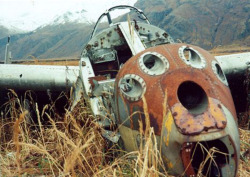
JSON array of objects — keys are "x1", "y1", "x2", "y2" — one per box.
[{"x1": 114, "y1": 43, "x2": 240, "y2": 176}]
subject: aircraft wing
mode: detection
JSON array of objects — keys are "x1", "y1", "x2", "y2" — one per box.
[{"x1": 216, "y1": 52, "x2": 250, "y2": 113}]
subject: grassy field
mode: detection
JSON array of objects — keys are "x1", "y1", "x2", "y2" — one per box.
[
  {"x1": 209, "y1": 45, "x2": 250, "y2": 56},
  {"x1": 0, "y1": 47, "x2": 249, "y2": 176},
  {"x1": 0, "y1": 91, "x2": 249, "y2": 176}
]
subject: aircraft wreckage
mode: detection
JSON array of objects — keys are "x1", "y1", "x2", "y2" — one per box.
[{"x1": 1, "y1": 5, "x2": 250, "y2": 177}]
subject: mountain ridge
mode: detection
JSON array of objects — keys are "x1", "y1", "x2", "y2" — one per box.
[
  {"x1": 135, "y1": 0, "x2": 250, "y2": 48},
  {"x1": 0, "y1": 0, "x2": 249, "y2": 60}
]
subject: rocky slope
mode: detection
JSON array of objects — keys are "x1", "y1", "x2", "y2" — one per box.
[
  {"x1": 135, "y1": 0, "x2": 250, "y2": 48},
  {"x1": 0, "y1": 23, "x2": 93, "y2": 60}
]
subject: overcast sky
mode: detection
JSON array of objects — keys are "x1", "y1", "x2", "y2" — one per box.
[{"x1": 0, "y1": 0, "x2": 137, "y2": 31}]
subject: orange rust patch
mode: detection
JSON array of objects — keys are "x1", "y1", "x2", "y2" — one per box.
[
  {"x1": 165, "y1": 112, "x2": 174, "y2": 146},
  {"x1": 163, "y1": 156, "x2": 173, "y2": 169},
  {"x1": 171, "y1": 97, "x2": 227, "y2": 135}
]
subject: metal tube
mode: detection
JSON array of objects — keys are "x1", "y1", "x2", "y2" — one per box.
[
  {"x1": 0, "y1": 65, "x2": 79, "y2": 92},
  {"x1": 215, "y1": 52, "x2": 250, "y2": 78},
  {"x1": 215, "y1": 52, "x2": 250, "y2": 113},
  {"x1": 4, "y1": 36, "x2": 11, "y2": 64}
]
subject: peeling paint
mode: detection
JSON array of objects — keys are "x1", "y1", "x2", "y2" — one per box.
[
  {"x1": 165, "y1": 111, "x2": 174, "y2": 146},
  {"x1": 172, "y1": 97, "x2": 227, "y2": 135}
]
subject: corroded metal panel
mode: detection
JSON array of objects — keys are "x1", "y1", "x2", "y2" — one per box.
[
  {"x1": 114, "y1": 43, "x2": 239, "y2": 176},
  {"x1": 115, "y1": 43, "x2": 237, "y2": 135}
]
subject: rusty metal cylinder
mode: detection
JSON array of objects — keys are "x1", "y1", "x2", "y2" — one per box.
[{"x1": 114, "y1": 44, "x2": 240, "y2": 177}]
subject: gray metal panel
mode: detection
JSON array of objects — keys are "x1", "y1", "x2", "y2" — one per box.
[
  {"x1": 0, "y1": 65, "x2": 79, "y2": 91},
  {"x1": 215, "y1": 52, "x2": 250, "y2": 76},
  {"x1": 119, "y1": 22, "x2": 145, "y2": 55},
  {"x1": 215, "y1": 52, "x2": 250, "y2": 113}
]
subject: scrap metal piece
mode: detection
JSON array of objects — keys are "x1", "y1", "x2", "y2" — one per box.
[
  {"x1": 119, "y1": 22, "x2": 145, "y2": 55},
  {"x1": 216, "y1": 52, "x2": 250, "y2": 113},
  {"x1": 101, "y1": 130, "x2": 121, "y2": 143},
  {"x1": 114, "y1": 43, "x2": 239, "y2": 176},
  {"x1": 212, "y1": 60, "x2": 228, "y2": 86},
  {"x1": 172, "y1": 98, "x2": 227, "y2": 135},
  {"x1": 0, "y1": 65, "x2": 79, "y2": 91}
]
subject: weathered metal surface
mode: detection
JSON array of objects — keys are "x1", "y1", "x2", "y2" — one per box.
[
  {"x1": 0, "y1": 58, "x2": 80, "y2": 64},
  {"x1": 172, "y1": 98, "x2": 227, "y2": 135},
  {"x1": 115, "y1": 43, "x2": 237, "y2": 135},
  {"x1": 160, "y1": 105, "x2": 239, "y2": 176},
  {"x1": 114, "y1": 43, "x2": 239, "y2": 176},
  {"x1": 0, "y1": 64, "x2": 79, "y2": 91},
  {"x1": 216, "y1": 52, "x2": 250, "y2": 113},
  {"x1": 90, "y1": 5, "x2": 150, "y2": 40},
  {"x1": 180, "y1": 142, "x2": 196, "y2": 176},
  {"x1": 216, "y1": 52, "x2": 250, "y2": 76}
]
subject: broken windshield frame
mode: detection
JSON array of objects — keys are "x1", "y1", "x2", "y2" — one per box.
[{"x1": 90, "y1": 5, "x2": 150, "y2": 39}]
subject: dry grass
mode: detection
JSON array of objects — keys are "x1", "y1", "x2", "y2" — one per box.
[
  {"x1": 0, "y1": 90, "x2": 249, "y2": 176},
  {"x1": 0, "y1": 92, "x2": 106, "y2": 176},
  {"x1": 238, "y1": 128, "x2": 250, "y2": 177},
  {"x1": 210, "y1": 45, "x2": 250, "y2": 56},
  {"x1": 0, "y1": 91, "x2": 172, "y2": 176}
]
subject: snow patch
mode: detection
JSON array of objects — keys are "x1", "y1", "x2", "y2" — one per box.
[{"x1": 0, "y1": 0, "x2": 137, "y2": 32}]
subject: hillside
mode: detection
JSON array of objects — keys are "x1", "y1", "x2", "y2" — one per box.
[
  {"x1": 0, "y1": 26, "x2": 9, "y2": 39},
  {"x1": 0, "y1": 0, "x2": 249, "y2": 60},
  {"x1": 0, "y1": 25, "x2": 20, "y2": 40},
  {"x1": 135, "y1": 0, "x2": 250, "y2": 48},
  {"x1": 0, "y1": 23, "x2": 93, "y2": 60}
]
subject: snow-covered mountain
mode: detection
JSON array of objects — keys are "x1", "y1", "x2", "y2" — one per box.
[
  {"x1": 0, "y1": 14, "x2": 47, "y2": 33},
  {"x1": 0, "y1": 4, "x2": 92, "y2": 33},
  {"x1": 51, "y1": 10, "x2": 92, "y2": 25},
  {"x1": 0, "y1": 0, "x2": 137, "y2": 33}
]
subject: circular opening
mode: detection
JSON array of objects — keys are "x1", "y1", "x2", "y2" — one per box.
[
  {"x1": 184, "y1": 48, "x2": 202, "y2": 67},
  {"x1": 143, "y1": 54, "x2": 164, "y2": 71},
  {"x1": 119, "y1": 75, "x2": 145, "y2": 101},
  {"x1": 215, "y1": 63, "x2": 226, "y2": 81},
  {"x1": 122, "y1": 78, "x2": 142, "y2": 98},
  {"x1": 179, "y1": 46, "x2": 206, "y2": 69},
  {"x1": 177, "y1": 81, "x2": 208, "y2": 114},
  {"x1": 139, "y1": 52, "x2": 168, "y2": 75}
]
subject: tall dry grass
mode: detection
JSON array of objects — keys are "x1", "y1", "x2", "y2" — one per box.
[
  {"x1": 0, "y1": 90, "x2": 249, "y2": 176},
  {"x1": 0, "y1": 91, "x2": 171, "y2": 176},
  {"x1": 0, "y1": 91, "x2": 105, "y2": 176}
]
